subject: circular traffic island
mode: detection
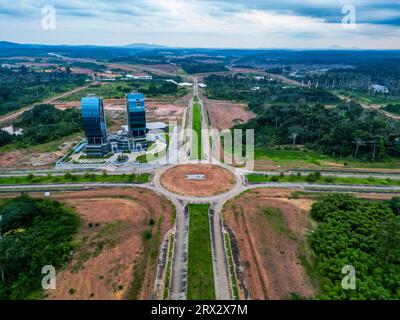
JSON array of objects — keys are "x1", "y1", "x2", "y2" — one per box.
[{"x1": 160, "y1": 164, "x2": 236, "y2": 197}]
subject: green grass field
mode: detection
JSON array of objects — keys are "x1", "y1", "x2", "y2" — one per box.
[
  {"x1": 187, "y1": 204, "x2": 215, "y2": 300},
  {"x1": 254, "y1": 148, "x2": 400, "y2": 169},
  {"x1": 190, "y1": 102, "x2": 203, "y2": 160},
  {"x1": 0, "y1": 173, "x2": 150, "y2": 185},
  {"x1": 247, "y1": 173, "x2": 400, "y2": 187}
]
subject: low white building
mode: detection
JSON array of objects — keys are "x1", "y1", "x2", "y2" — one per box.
[
  {"x1": 1, "y1": 126, "x2": 23, "y2": 136},
  {"x1": 178, "y1": 82, "x2": 193, "y2": 87},
  {"x1": 370, "y1": 84, "x2": 389, "y2": 94}
]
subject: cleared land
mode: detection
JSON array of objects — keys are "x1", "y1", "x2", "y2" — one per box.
[
  {"x1": 187, "y1": 204, "x2": 215, "y2": 300},
  {"x1": 203, "y1": 97, "x2": 255, "y2": 130},
  {"x1": 160, "y1": 164, "x2": 235, "y2": 197},
  {"x1": 223, "y1": 188, "x2": 316, "y2": 300},
  {"x1": 26, "y1": 188, "x2": 176, "y2": 300},
  {"x1": 0, "y1": 133, "x2": 82, "y2": 170}
]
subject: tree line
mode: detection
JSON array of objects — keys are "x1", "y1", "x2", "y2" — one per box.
[
  {"x1": 309, "y1": 194, "x2": 400, "y2": 299},
  {"x1": 0, "y1": 104, "x2": 82, "y2": 147},
  {"x1": 0, "y1": 195, "x2": 79, "y2": 299}
]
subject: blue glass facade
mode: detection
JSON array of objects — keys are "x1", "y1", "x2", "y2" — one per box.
[
  {"x1": 81, "y1": 96, "x2": 108, "y2": 144},
  {"x1": 127, "y1": 93, "x2": 146, "y2": 138}
]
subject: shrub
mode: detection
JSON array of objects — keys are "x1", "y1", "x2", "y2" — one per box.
[
  {"x1": 271, "y1": 175, "x2": 279, "y2": 182},
  {"x1": 306, "y1": 173, "x2": 317, "y2": 183}
]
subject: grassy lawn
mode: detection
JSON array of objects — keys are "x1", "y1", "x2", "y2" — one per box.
[
  {"x1": 246, "y1": 173, "x2": 400, "y2": 187},
  {"x1": 190, "y1": 102, "x2": 203, "y2": 160},
  {"x1": 0, "y1": 173, "x2": 150, "y2": 185},
  {"x1": 187, "y1": 204, "x2": 215, "y2": 300},
  {"x1": 254, "y1": 147, "x2": 400, "y2": 169}
]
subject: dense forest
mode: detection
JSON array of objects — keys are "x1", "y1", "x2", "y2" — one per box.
[
  {"x1": 205, "y1": 75, "x2": 400, "y2": 160},
  {"x1": 0, "y1": 66, "x2": 86, "y2": 115},
  {"x1": 309, "y1": 194, "x2": 400, "y2": 299},
  {"x1": 0, "y1": 195, "x2": 79, "y2": 299},
  {"x1": 205, "y1": 74, "x2": 340, "y2": 106},
  {"x1": 180, "y1": 61, "x2": 228, "y2": 74},
  {"x1": 0, "y1": 104, "x2": 82, "y2": 147},
  {"x1": 383, "y1": 104, "x2": 400, "y2": 115}
]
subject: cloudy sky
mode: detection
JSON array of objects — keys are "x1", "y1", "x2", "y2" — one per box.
[{"x1": 0, "y1": 0, "x2": 399, "y2": 49}]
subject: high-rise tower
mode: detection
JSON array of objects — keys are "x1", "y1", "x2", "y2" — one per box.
[
  {"x1": 127, "y1": 92, "x2": 147, "y2": 139},
  {"x1": 81, "y1": 96, "x2": 110, "y2": 156}
]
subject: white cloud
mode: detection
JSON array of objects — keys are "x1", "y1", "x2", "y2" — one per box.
[{"x1": 0, "y1": 0, "x2": 399, "y2": 48}]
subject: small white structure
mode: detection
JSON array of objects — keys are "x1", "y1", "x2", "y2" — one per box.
[
  {"x1": 146, "y1": 122, "x2": 167, "y2": 132},
  {"x1": 185, "y1": 174, "x2": 206, "y2": 180},
  {"x1": 166, "y1": 79, "x2": 178, "y2": 85},
  {"x1": 44, "y1": 192, "x2": 51, "y2": 197},
  {"x1": 370, "y1": 84, "x2": 389, "y2": 94},
  {"x1": 198, "y1": 83, "x2": 207, "y2": 88},
  {"x1": 178, "y1": 82, "x2": 193, "y2": 87},
  {"x1": 126, "y1": 74, "x2": 153, "y2": 80},
  {"x1": 1, "y1": 126, "x2": 23, "y2": 136}
]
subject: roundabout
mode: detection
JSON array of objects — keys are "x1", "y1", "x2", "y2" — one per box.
[{"x1": 159, "y1": 164, "x2": 237, "y2": 197}]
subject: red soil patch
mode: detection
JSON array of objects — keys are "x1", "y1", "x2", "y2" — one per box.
[
  {"x1": 29, "y1": 187, "x2": 176, "y2": 300},
  {"x1": 160, "y1": 164, "x2": 236, "y2": 197},
  {"x1": 203, "y1": 97, "x2": 255, "y2": 130},
  {"x1": 223, "y1": 188, "x2": 315, "y2": 300}
]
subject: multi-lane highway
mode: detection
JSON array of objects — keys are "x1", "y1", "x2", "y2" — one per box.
[{"x1": 1, "y1": 78, "x2": 399, "y2": 302}]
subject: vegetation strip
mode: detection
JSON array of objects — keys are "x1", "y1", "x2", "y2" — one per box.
[
  {"x1": 187, "y1": 204, "x2": 215, "y2": 300},
  {"x1": 224, "y1": 232, "x2": 239, "y2": 300},
  {"x1": 0, "y1": 173, "x2": 150, "y2": 185},
  {"x1": 163, "y1": 234, "x2": 175, "y2": 299},
  {"x1": 190, "y1": 102, "x2": 203, "y2": 160},
  {"x1": 246, "y1": 172, "x2": 400, "y2": 187}
]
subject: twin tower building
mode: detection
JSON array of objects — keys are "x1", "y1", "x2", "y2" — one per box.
[{"x1": 81, "y1": 92, "x2": 148, "y2": 157}]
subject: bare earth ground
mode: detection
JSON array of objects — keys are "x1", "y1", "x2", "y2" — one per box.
[
  {"x1": 223, "y1": 188, "x2": 315, "y2": 300},
  {"x1": 160, "y1": 164, "x2": 235, "y2": 197},
  {"x1": 31, "y1": 187, "x2": 175, "y2": 300},
  {"x1": 203, "y1": 96, "x2": 255, "y2": 130},
  {"x1": 0, "y1": 138, "x2": 80, "y2": 170},
  {"x1": 53, "y1": 94, "x2": 189, "y2": 129}
]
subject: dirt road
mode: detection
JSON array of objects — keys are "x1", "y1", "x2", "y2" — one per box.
[{"x1": 0, "y1": 82, "x2": 97, "y2": 124}]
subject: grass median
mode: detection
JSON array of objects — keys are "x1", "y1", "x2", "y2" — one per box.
[
  {"x1": 190, "y1": 102, "x2": 203, "y2": 160},
  {"x1": 0, "y1": 172, "x2": 150, "y2": 185},
  {"x1": 187, "y1": 204, "x2": 215, "y2": 300},
  {"x1": 246, "y1": 172, "x2": 400, "y2": 187}
]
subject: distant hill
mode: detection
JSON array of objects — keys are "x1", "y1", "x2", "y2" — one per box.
[{"x1": 121, "y1": 43, "x2": 169, "y2": 49}]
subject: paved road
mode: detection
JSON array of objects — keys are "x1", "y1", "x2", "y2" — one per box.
[
  {"x1": 168, "y1": 200, "x2": 189, "y2": 300},
  {"x1": 2, "y1": 76, "x2": 400, "y2": 303}
]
